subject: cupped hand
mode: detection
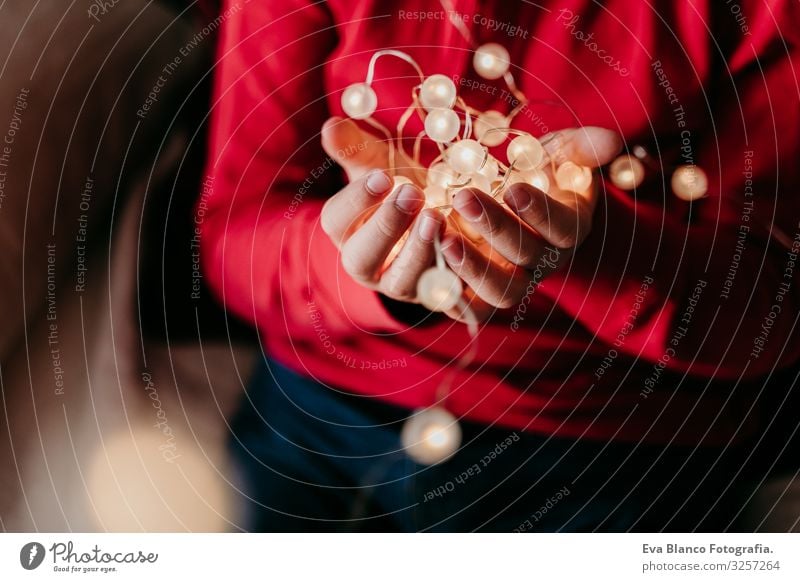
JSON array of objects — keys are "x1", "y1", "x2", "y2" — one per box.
[
  {"x1": 441, "y1": 127, "x2": 622, "y2": 320},
  {"x1": 320, "y1": 117, "x2": 622, "y2": 324},
  {"x1": 319, "y1": 116, "x2": 444, "y2": 303}
]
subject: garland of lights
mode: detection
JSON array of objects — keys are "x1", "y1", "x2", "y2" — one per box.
[{"x1": 339, "y1": 15, "x2": 709, "y2": 465}]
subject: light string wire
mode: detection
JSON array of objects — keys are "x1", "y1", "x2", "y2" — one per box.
[
  {"x1": 340, "y1": 11, "x2": 583, "y2": 462},
  {"x1": 347, "y1": 1, "x2": 755, "y2": 465}
]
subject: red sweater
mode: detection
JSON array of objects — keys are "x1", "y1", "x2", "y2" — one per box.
[{"x1": 200, "y1": 0, "x2": 800, "y2": 444}]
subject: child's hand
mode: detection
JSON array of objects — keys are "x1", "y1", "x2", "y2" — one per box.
[
  {"x1": 320, "y1": 117, "x2": 443, "y2": 303},
  {"x1": 442, "y1": 127, "x2": 622, "y2": 316},
  {"x1": 319, "y1": 117, "x2": 622, "y2": 324}
]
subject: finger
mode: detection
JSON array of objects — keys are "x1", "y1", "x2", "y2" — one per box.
[
  {"x1": 340, "y1": 183, "x2": 425, "y2": 284},
  {"x1": 320, "y1": 169, "x2": 394, "y2": 246},
  {"x1": 502, "y1": 183, "x2": 593, "y2": 249},
  {"x1": 380, "y1": 209, "x2": 444, "y2": 300},
  {"x1": 452, "y1": 187, "x2": 546, "y2": 266},
  {"x1": 440, "y1": 232, "x2": 529, "y2": 309},
  {"x1": 543, "y1": 126, "x2": 622, "y2": 169},
  {"x1": 321, "y1": 116, "x2": 389, "y2": 181}
]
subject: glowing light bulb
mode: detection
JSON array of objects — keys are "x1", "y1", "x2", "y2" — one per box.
[
  {"x1": 401, "y1": 407, "x2": 462, "y2": 465},
  {"x1": 446, "y1": 139, "x2": 486, "y2": 175},
  {"x1": 478, "y1": 156, "x2": 499, "y2": 182},
  {"x1": 424, "y1": 185, "x2": 451, "y2": 215},
  {"x1": 508, "y1": 169, "x2": 550, "y2": 193},
  {"x1": 507, "y1": 135, "x2": 544, "y2": 171},
  {"x1": 474, "y1": 110, "x2": 508, "y2": 147},
  {"x1": 427, "y1": 162, "x2": 457, "y2": 189},
  {"x1": 341, "y1": 83, "x2": 377, "y2": 120},
  {"x1": 420, "y1": 74, "x2": 457, "y2": 110},
  {"x1": 88, "y1": 426, "x2": 233, "y2": 531},
  {"x1": 424, "y1": 108, "x2": 461, "y2": 143},
  {"x1": 463, "y1": 172, "x2": 492, "y2": 194},
  {"x1": 422, "y1": 425, "x2": 448, "y2": 447},
  {"x1": 555, "y1": 161, "x2": 593, "y2": 192},
  {"x1": 417, "y1": 267, "x2": 463, "y2": 312},
  {"x1": 473, "y1": 43, "x2": 511, "y2": 80},
  {"x1": 671, "y1": 164, "x2": 708, "y2": 201},
  {"x1": 609, "y1": 154, "x2": 645, "y2": 190}
]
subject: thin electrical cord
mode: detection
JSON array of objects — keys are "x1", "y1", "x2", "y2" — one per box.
[
  {"x1": 439, "y1": 0, "x2": 529, "y2": 108},
  {"x1": 366, "y1": 49, "x2": 425, "y2": 85},
  {"x1": 340, "y1": 41, "x2": 571, "y2": 449}
]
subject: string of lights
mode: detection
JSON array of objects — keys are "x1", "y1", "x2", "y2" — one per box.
[{"x1": 337, "y1": 9, "x2": 709, "y2": 465}]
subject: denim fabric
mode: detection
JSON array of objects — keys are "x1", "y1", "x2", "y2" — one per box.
[{"x1": 229, "y1": 359, "x2": 753, "y2": 532}]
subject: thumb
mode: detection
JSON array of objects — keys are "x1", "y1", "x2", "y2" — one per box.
[
  {"x1": 545, "y1": 127, "x2": 623, "y2": 169},
  {"x1": 321, "y1": 116, "x2": 388, "y2": 181}
]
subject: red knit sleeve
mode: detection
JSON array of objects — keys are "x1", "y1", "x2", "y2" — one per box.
[
  {"x1": 542, "y1": 1, "x2": 800, "y2": 381},
  {"x1": 199, "y1": 0, "x2": 403, "y2": 335}
]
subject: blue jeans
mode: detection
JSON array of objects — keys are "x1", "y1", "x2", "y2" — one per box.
[{"x1": 229, "y1": 359, "x2": 753, "y2": 532}]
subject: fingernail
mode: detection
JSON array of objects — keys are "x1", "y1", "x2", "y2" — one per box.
[
  {"x1": 504, "y1": 185, "x2": 533, "y2": 211},
  {"x1": 417, "y1": 211, "x2": 441, "y2": 242},
  {"x1": 441, "y1": 235, "x2": 464, "y2": 266},
  {"x1": 455, "y1": 190, "x2": 484, "y2": 222},
  {"x1": 366, "y1": 170, "x2": 392, "y2": 195},
  {"x1": 394, "y1": 184, "x2": 424, "y2": 214}
]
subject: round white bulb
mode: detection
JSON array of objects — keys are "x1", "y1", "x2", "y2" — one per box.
[
  {"x1": 508, "y1": 169, "x2": 550, "y2": 193},
  {"x1": 555, "y1": 161, "x2": 593, "y2": 192},
  {"x1": 464, "y1": 172, "x2": 492, "y2": 194},
  {"x1": 507, "y1": 135, "x2": 544, "y2": 172},
  {"x1": 423, "y1": 185, "x2": 451, "y2": 215},
  {"x1": 671, "y1": 164, "x2": 708, "y2": 201},
  {"x1": 446, "y1": 139, "x2": 486, "y2": 175},
  {"x1": 427, "y1": 162, "x2": 457, "y2": 189},
  {"x1": 474, "y1": 110, "x2": 508, "y2": 147},
  {"x1": 424, "y1": 108, "x2": 461, "y2": 143},
  {"x1": 87, "y1": 426, "x2": 233, "y2": 531},
  {"x1": 473, "y1": 43, "x2": 510, "y2": 80},
  {"x1": 341, "y1": 83, "x2": 377, "y2": 120},
  {"x1": 401, "y1": 407, "x2": 462, "y2": 465},
  {"x1": 609, "y1": 155, "x2": 645, "y2": 190},
  {"x1": 417, "y1": 267, "x2": 463, "y2": 312},
  {"x1": 420, "y1": 74, "x2": 457, "y2": 110},
  {"x1": 478, "y1": 156, "x2": 499, "y2": 182}
]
